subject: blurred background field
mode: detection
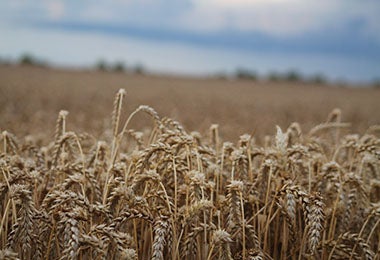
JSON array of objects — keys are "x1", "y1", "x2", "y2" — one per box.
[{"x1": 1, "y1": 64, "x2": 379, "y2": 143}]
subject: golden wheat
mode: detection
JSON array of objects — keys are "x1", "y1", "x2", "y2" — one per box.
[{"x1": 0, "y1": 89, "x2": 379, "y2": 260}]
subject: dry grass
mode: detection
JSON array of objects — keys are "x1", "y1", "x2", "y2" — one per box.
[
  {"x1": 1, "y1": 74, "x2": 379, "y2": 259},
  {"x1": 1, "y1": 65, "x2": 379, "y2": 142}
]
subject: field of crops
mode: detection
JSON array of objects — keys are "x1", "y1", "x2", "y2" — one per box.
[
  {"x1": 0, "y1": 66, "x2": 380, "y2": 259},
  {"x1": 1, "y1": 66, "x2": 380, "y2": 142}
]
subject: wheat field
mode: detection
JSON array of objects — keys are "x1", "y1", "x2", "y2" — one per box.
[
  {"x1": 0, "y1": 66, "x2": 380, "y2": 259},
  {"x1": 1, "y1": 65, "x2": 380, "y2": 142}
]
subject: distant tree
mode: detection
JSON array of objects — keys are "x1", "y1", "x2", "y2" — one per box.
[
  {"x1": 19, "y1": 53, "x2": 35, "y2": 66},
  {"x1": 285, "y1": 70, "x2": 302, "y2": 82},
  {"x1": 18, "y1": 53, "x2": 47, "y2": 67},
  {"x1": 133, "y1": 64, "x2": 145, "y2": 75},
  {"x1": 309, "y1": 74, "x2": 327, "y2": 84},
  {"x1": 112, "y1": 61, "x2": 125, "y2": 72},
  {"x1": 372, "y1": 79, "x2": 380, "y2": 88},
  {"x1": 96, "y1": 59, "x2": 108, "y2": 71},
  {"x1": 235, "y1": 68, "x2": 257, "y2": 81},
  {"x1": 267, "y1": 72, "x2": 280, "y2": 82}
]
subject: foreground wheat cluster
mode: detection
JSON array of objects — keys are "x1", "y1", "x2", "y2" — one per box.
[{"x1": 0, "y1": 89, "x2": 379, "y2": 260}]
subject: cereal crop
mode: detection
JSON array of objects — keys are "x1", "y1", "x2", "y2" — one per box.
[{"x1": 1, "y1": 87, "x2": 379, "y2": 259}]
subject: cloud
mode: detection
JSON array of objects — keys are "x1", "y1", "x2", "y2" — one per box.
[
  {"x1": 77, "y1": 1, "x2": 191, "y2": 30},
  {"x1": 0, "y1": 0, "x2": 66, "y2": 21},
  {"x1": 4, "y1": 0, "x2": 380, "y2": 41},
  {"x1": 182, "y1": 0, "x2": 380, "y2": 40},
  {"x1": 46, "y1": 0, "x2": 65, "y2": 20}
]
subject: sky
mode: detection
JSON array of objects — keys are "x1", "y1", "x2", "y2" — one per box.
[{"x1": 1, "y1": 0, "x2": 380, "y2": 83}]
